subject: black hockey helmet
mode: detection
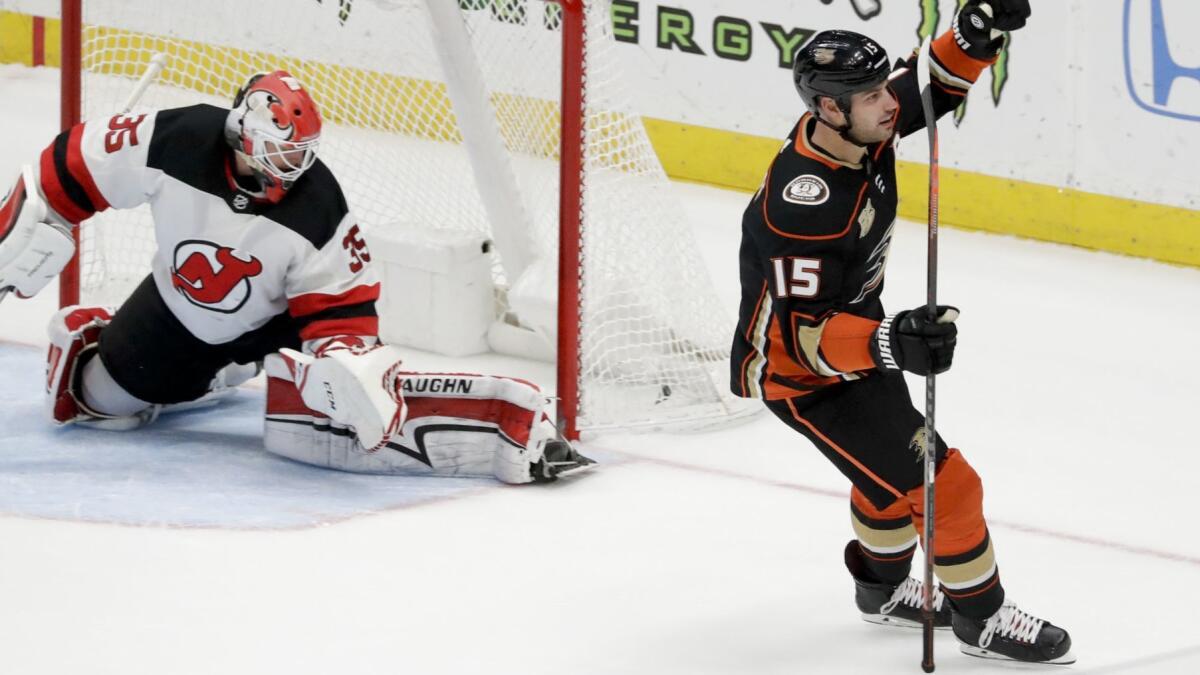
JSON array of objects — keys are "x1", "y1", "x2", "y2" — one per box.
[{"x1": 793, "y1": 30, "x2": 891, "y2": 117}]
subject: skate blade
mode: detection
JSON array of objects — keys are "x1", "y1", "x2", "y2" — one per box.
[
  {"x1": 861, "y1": 614, "x2": 951, "y2": 631},
  {"x1": 959, "y1": 643, "x2": 1077, "y2": 665},
  {"x1": 550, "y1": 459, "x2": 597, "y2": 479}
]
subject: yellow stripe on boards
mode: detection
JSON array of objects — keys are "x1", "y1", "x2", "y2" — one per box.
[
  {"x1": 0, "y1": 11, "x2": 35, "y2": 66},
  {"x1": 895, "y1": 162, "x2": 1200, "y2": 268},
  {"x1": 643, "y1": 117, "x2": 782, "y2": 192},
  {"x1": 645, "y1": 117, "x2": 1200, "y2": 268},
  {"x1": 42, "y1": 15, "x2": 60, "y2": 68},
  {"x1": 0, "y1": 12, "x2": 60, "y2": 67}
]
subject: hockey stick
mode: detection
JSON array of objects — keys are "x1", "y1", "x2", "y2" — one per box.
[
  {"x1": 121, "y1": 53, "x2": 168, "y2": 113},
  {"x1": 914, "y1": 36, "x2": 940, "y2": 674}
]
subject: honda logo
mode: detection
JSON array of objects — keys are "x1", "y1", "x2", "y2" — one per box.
[{"x1": 1123, "y1": 0, "x2": 1200, "y2": 122}]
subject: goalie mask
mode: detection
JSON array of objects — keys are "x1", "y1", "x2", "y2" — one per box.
[{"x1": 224, "y1": 70, "x2": 322, "y2": 204}]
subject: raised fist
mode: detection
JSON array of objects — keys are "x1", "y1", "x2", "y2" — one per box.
[{"x1": 983, "y1": 0, "x2": 1031, "y2": 32}]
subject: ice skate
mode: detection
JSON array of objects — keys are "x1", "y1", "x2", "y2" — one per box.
[
  {"x1": 531, "y1": 440, "x2": 596, "y2": 483},
  {"x1": 953, "y1": 599, "x2": 1075, "y2": 664},
  {"x1": 844, "y1": 541, "x2": 951, "y2": 629}
]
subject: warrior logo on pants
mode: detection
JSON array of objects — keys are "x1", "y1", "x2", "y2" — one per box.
[{"x1": 171, "y1": 240, "x2": 263, "y2": 313}]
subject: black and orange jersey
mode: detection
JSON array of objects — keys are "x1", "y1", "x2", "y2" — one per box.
[{"x1": 732, "y1": 31, "x2": 994, "y2": 400}]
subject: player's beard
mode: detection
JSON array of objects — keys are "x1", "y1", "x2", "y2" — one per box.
[{"x1": 847, "y1": 121, "x2": 892, "y2": 145}]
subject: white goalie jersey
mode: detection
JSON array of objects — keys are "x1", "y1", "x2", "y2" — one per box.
[{"x1": 35, "y1": 104, "x2": 380, "y2": 346}]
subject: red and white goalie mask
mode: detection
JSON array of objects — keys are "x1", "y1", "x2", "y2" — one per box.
[{"x1": 224, "y1": 70, "x2": 322, "y2": 203}]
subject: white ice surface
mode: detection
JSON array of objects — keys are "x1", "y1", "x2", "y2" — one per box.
[{"x1": 2, "y1": 63, "x2": 1200, "y2": 673}]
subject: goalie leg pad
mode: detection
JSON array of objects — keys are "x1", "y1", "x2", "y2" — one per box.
[
  {"x1": 45, "y1": 305, "x2": 158, "y2": 429},
  {"x1": 47, "y1": 305, "x2": 112, "y2": 424},
  {"x1": 263, "y1": 354, "x2": 563, "y2": 483}
]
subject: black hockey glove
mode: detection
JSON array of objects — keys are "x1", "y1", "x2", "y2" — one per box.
[
  {"x1": 954, "y1": 0, "x2": 1031, "y2": 59},
  {"x1": 870, "y1": 306, "x2": 959, "y2": 376},
  {"x1": 986, "y1": 0, "x2": 1032, "y2": 31}
]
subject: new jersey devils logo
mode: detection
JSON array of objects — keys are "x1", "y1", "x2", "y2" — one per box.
[
  {"x1": 171, "y1": 240, "x2": 263, "y2": 313},
  {"x1": 245, "y1": 89, "x2": 296, "y2": 140}
]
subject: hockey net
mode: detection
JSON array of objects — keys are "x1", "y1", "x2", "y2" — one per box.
[{"x1": 61, "y1": 0, "x2": 759, "y2": 435}]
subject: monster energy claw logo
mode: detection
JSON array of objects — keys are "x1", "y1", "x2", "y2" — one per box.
[
  {"x1": 917, "y1": 0, "x2": 1013, "y2": 124},
  {"x1": 821, "y1": 0, "x2": 883, "y2": 21},
  {"x1": 314, "y1": 0, "x2": 354, "y2": 25}
]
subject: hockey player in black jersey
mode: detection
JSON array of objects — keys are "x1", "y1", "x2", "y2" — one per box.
[
  {"x1": 731, "y1": 1, "x2": 1073, "y2": 665},
  {"x1": 0, "y1": 70, "x2": 591, "y2": 484}
]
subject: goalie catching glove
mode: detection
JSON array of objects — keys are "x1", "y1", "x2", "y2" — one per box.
[
  {"x1": 277, "y1": 338, "x2": 408, "y2": 452},
  {"x1": 0, "y1": 166, "x2": 76, "y2": 303},
  {"x1": 870, "y1": 305, "x2": 959, "y2": 376}
]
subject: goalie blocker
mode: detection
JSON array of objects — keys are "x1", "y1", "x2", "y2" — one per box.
[
  {"x1": 0, "y1": 166, "x2": 75, "y2": 303},
  {"x1": 264, "y1": 349, "x2": 594, "y2": 484}
]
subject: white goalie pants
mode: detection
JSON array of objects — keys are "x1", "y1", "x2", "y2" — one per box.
[{"x1": 262, "y1": 354, "x2": 551, "y2": 484}]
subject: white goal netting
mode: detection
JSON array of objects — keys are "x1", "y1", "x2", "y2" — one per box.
[{"x1": 69, "y1": 0, "x2": 759, "y2": 433}]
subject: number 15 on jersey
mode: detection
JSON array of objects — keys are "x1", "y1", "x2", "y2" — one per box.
[{"x1": 770, "y1": 256, "x2": 822, "y2": 299}]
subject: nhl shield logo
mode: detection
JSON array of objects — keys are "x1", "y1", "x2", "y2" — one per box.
[
  {"x1": 170, "y1": 240, "x2": 263, "y2": 313},
  {"x1": 231, "y1": 194, "x2": 250, "y2": 210}
]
